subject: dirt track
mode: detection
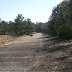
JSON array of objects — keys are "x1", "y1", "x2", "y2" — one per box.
[
  {"x1": 0, "y1": 33, "x2": 46, "y2": 72},
  {"x1": 0, "y1": 33, "x2": 72, "y2": 72}
]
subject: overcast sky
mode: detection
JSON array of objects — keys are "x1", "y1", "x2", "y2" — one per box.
[{"x1": 0, "y1": 0, "x2": 63, "y2": 23}]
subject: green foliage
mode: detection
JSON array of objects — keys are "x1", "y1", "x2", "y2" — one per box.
[
  {"x1": 14, "y1": 14, "x2": 24, "y2": 35},
  {"x1": 35, "y1": 22, "x2": 48, "y2": 33},
  {"x1": 25, "y1": 18, "x2": 34, "y2": 35},
  {"x1": 13, "y1": 14, "x2": 35, "y2": 36},
  {"x1": 0, "y1": 21, "x2": 9, "y2": 35},
  {"x1": 48, "y1": 0, "x2": 72, "y2": 39},
  {"x1": 0, "y1": 14, "x2": 35, "y2": 36},
  {"x1": 57, "y1": 23, "x2": 72, "y2": 40}
]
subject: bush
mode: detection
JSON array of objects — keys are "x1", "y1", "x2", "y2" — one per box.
[{"x1": 57, "y1": 24, "x2": 72, "y2": 40}]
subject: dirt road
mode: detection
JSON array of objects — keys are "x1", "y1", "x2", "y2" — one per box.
[
  {"x1": 0, "y1": 33, "x2": 46, "y2": 72},
  {"x1": 0, "y1": 33, "x2": 72, "y2": 72}
]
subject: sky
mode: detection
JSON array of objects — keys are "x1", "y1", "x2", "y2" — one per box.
[{"x1": 0, "y1": 0, "x2": 63, "y2": 23}]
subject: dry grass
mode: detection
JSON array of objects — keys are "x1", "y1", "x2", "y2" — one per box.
[{"x1": 0, "y1": 35, "x2": 14, "y2": 46}]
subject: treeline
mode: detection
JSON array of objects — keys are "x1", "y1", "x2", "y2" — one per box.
[
  {"x1": 0, "y1": 14, "x2": 48, "y2": 36},
  {"x1": 35, "y1": 22, "x2": 48, "y2": 33},
  {"x1": 48, "y1": 0, "x2": 72, "y2": 40},
  {"x1": 0, "y1": 14, "x2": 35, "y2": 36},
  {"x1": 0, "y1": 14, "x2": 37, "y2": 36}
]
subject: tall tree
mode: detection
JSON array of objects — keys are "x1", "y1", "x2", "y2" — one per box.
[
  {"x1": 48, "y1": 0, "x2": 72, "y2": 39},
  {"x1": 14, "y1": 14, "x2": 24, "y2": 35}
]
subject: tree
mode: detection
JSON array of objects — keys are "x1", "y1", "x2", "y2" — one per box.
[
  {"x1": 48, "y1": 0, "x2": 72, "y2": 39},
  {"x1": 12, "y1": 14, "x2": 35, "y2": 36},
  {"x1": 0, "y1": 20, "x2": 9, "y2": 34},
  {"x1": 14, "y1": 14, "x2": 24, "y2": 35},
  {"x1": 25, "y1": 18, "x2": 34, "y2": 35},
  {"x1": 57, "y1": 23, "x2": 72, "y2": 40}
]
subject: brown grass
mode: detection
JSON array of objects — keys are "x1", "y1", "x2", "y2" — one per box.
[{"x1": 0, "y1": 35, "x2": 14, "y2": 46}]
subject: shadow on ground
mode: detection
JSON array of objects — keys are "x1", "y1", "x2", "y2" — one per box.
[{"x1": 36, "y1": 36, "x2": 72, "y2": 72}]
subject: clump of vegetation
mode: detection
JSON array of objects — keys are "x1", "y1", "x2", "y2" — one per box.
[
  {"x1": 48, "y1": 0, "x2": 72, "y2": 40},
  {"x1": 57, "y1": 23, "x2": 72, "y2": 40},
  {"x1": 0, "y1": 14, "x2": 35, "y2": 36},
  {"x1": 0, "y1": 14, "x2": 48, "y2": 36}
]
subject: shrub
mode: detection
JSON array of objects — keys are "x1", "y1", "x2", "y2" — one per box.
[{"x1": 57, "y1": 23, "x2": 72, "y2": 40}]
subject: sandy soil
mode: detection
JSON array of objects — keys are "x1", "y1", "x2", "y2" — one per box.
[
  {"x1": 14, "y1": 33, "x2": 44, "y2": 43},
  {"x1": 0, "y1": 33, "x2": 44, "y2": 46}
]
